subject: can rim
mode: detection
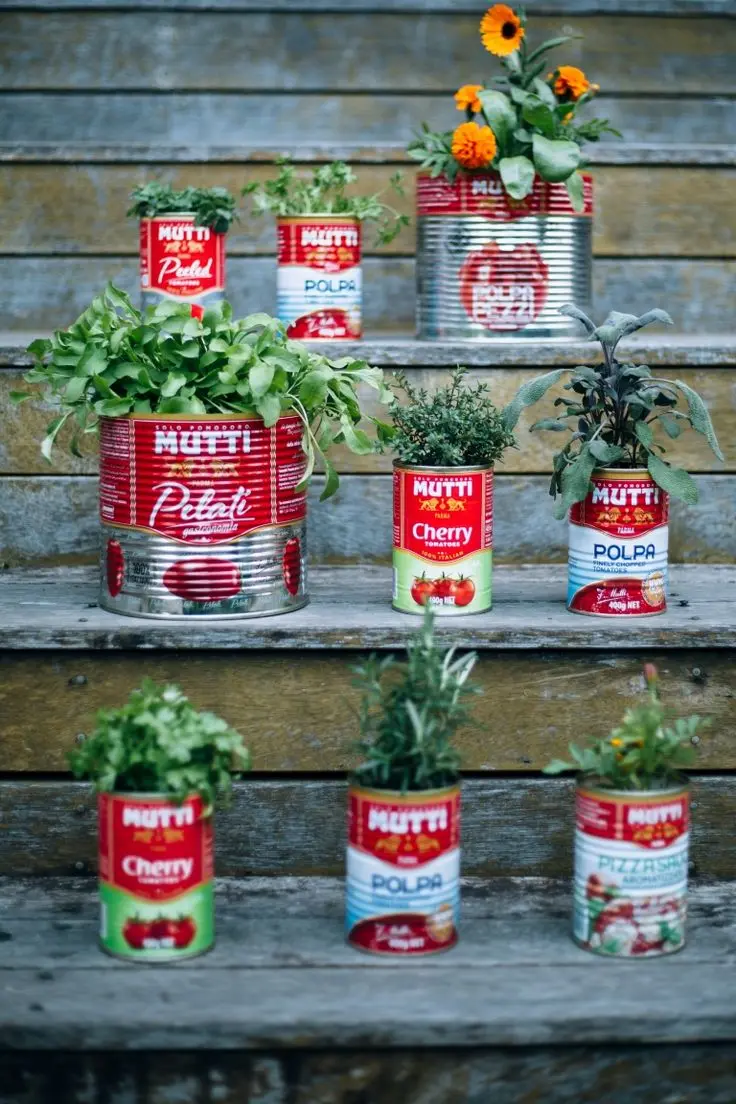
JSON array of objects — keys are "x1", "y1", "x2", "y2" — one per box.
[
  {"x1": 98, "y1": 411, "x2": 299, "y2": 424},
  {"x1": 276, "y1": 213, "x2": 361, "y2": 224},
  {"x1": 393, "y1": 460, "x2": 494, "y2": 474},
  {"x1": 349, "y1": 783, "x2": 461, "y2": 802},
  {"x1": 101, "y1": 790, "x2": 207, "y2": 804},
  {"x1": 577, "y1": 775, "x2": 689, "y2": 799},
  {"x1": 416, "y1": 169, "x2": 594, "y2": 184},
  {"x1": 592, "y1": 467, "x2": 655, "y2": 478}
]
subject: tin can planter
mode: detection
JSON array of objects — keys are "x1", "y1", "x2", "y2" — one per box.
[
  {"x1": 574, "y1": 781, "x2": 689, "y2": 957},
  {"x1": 277, "y1": 215, "x2": 362, "y2": 339},
  {"x1": 568, "y1": 468, "x2": 669, "y2": 617},
  {"x1": 416, "y1": 172, "x2": 593, "y2": 339},
  {"x1": 139, "y1": 212, "x2": 226, "y2": 310},
  {"x1": 98, "y1": 792, "x2": 214, "y2": 962},
  {"x1": 346, "y1": 785, "x2": 460, "y2": 956},
  {"x1": 393, "y1": 462, "x2": 493, "y2": 615},
  {"x1": 99, "y1": 412, "x2": 307, "y2": 618}
]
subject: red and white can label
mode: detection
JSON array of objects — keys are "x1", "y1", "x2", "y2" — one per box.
[
  {"x1": 99, "y1": 414, "x2": 306, "y2": 545},
  {"x1": 277, "y1": 217, "x2": 362, "y2": 339},
  {"x1": 458, "y1": 241, "x2": 548, "y2": 331},
  {"x1": 417, "y1": 173, "x2": 594, "y2": 220},
  {"x1": 139, "y1": 215, "x2": 226, "y2": 303},
  {"x1": 568, "y1": 470, "x2": 669, "y2": 616},
  {"x1": 98, "y1": 793, "x2": 214, "y2": 960},
  {"x1": 393, "y1": 466, "x2": 492, "y2": 615},
  {"x1": 346, "y1": 787, "x2": 460, "y2": 956},
  {"x1": 574, "y1": 787, "x2": 689, "y2": 957}
]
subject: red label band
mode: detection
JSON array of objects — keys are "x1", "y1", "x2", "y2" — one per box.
[
  {"x1": 570, "y1": 473, "x2": 669, "y2": 534},
  {"x1": 139, "y1": 216, "x2": 226, "y2": 300},
  {"x1": 417, "y1": 172, "x2": 594, "y2": 219},
  {"x1": 393, "y1": 467, "x2": 492, "y2": 564},
  {"x1": 277, "y1": 218, "x2": 362, "y2": 271},
  {"x1": 576, "y1": 790, "x2": 689, "y2": 849},
  {"x1": 348, "y1": 789, "x2": 460, "y2": 869}
]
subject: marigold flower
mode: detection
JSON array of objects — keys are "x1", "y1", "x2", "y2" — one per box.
[
  {"x1": 451, "y1": 121, "x2": 497, "y2": 170},
  {"x1": 455, "y1": 83, "x2": 484, "y2": 114},
  {"x1": 480, "y1": 4, "x2": 525, "y2": 57},
  {"x1": 550, "y1": 65, "x2": 592, "y2": 102},
  {"x1": 610, "y1": 738, "x2": 623, "y2": 747}
]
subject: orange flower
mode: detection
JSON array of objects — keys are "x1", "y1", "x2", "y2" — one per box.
[
  {"x1": 451, "y1": 121, "x2": 497, "y2": 170},
  {"x1": 480, "y1": 5, "x2": 525, "y2": 57},
  {"x1": 454, "y1": 84, "x2": 484, "y2": 114},
  {"x1": 550, "y1": 65, "x2": 594, "y2": 102}
]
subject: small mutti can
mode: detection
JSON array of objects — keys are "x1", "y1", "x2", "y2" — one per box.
[
  {"x1": 346, "y1": 785, "x2": 460, "y2": 956},
  {"x1": 139, "y1": 213, "x2": 226, "y2": 310},
  {"x1": 98, "y1": 792, "x2": 214, "y2": 962},
  {"x1": 568, "y1": 468, "x2": 669, "y2": 617},
  {"x1": 393, "y1": 463, "x2": 493, "y2": 615},
  {"x1": 277, "y1": 215, "x2": 361, "y2": 339},
  {"x1": 574, "y1": 782, "x2": 689, "y2": 957},
  {"x1": 99, "y1": 413, "x2": 307, "y2": 618},
  {"x1": 416, "y1": 172, "x2": 593, "y2": 339}
]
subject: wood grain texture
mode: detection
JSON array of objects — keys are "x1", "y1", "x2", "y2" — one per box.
[
  {"x1": 1, "y1": 651, "x2": 731, "y2": 773},
  {"x1": 2, "y1": 257, "x2": 735, "y2": 334},
  {"x1": 2, "y1": 13, "x2": 733, "y2": 94},
  {"x1": 2, "y1": 164, "x2": 734, "y2": 258},
  {"x1": 0, "y1": 776, "x2": 734, "y2": 879},
  {"x1": 0, "y1": 0, "x2": 730, "y2": 12},
  {"x1": 0, "y1": 94, "x2": 732, "y2": 146}
]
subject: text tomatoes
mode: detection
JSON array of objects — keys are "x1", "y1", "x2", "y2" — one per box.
[
  {"x1": 453, "y1": 576, "x2": 475, "y2": 607},
  {"x1": 122, "y1": 917, "x2": 149, "y2": 950},
  {"x1": 163, "y1": 557, "x2": 242, "y2": 602},
  {"x1": 410, "y1": 576, "x2": 434, "y2": 606},
  {"x1": 283, "y1": 537, "x2": 301, "y2": 596},
  {"x1": 174, "y1": 917, "x2": 197, "y2": 949},
  {"x1": 106, "y1": 539, "x2": 125, "y2": 597}
]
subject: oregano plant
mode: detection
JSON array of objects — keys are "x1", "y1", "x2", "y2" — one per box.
[
  {"x1": 127, "y1": 183, "x2": 238, "y2": 234},
  {"x1": 503, "y1": 304, "x2": 723, "y2": 517}
]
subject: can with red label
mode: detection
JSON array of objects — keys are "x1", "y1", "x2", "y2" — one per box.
[
  {"x1": 568, "y1": 468, "x2": 669, "y2": 617},
  {"x1": 416, "y1": 172, "x2": 593, "y2": 339},
  {"x1": 139, "y1": 213, "x2": 226, "y2": 310},
  {"x1": 277, "y1": 215, "x2": 362, "y2": 339},
  {"x1": 393, "y1": 462, "x2": 493, "y2": 615},
  {"x1": 346, "y1": 785, "x2": 460, "y2": 956},
  {"x1": 99, "y1": 413, "x2": 307, "y2": 618},
  {"x1": 98, "y1": 792, "x2": 214, "y2": 962},
  {"x1": 574, "y1": 782, "x2": 689, "y2": 957}
]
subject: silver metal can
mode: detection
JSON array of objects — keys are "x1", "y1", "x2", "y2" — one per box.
[
  {"x1": 276, "y1": 215, "x2": 362, "y2": 339},
  {"x1": 139, "y1": 212, "x2": 226, "y2": 311},
  {"x1": 416, "y1": 172, "x2": 593, "y2": 339},
  {"x1": 99, "y1": 413, "x2": 307, "y2": 618}
]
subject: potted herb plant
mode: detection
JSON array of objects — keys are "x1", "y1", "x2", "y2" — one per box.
[
  {"x1": 346, "y1": 610, "x2": 479, "y2": 956},
  {"x1": 243, "y1": 158, "x2": 408, "y2": 339},
  {"x1": 544, "y1": 663, "x2": 706, "y2": 958},
  {"x1": 408, "y1": 4, "x2": 619, "y2": 339},
  {"x1": 69, "y1": 679, "x2": 250, "y2": 962},
  {"x1": 18, "y1": 283, "x2": 392, "y2": 618},
  {"x1": 503, "y1": 303, "x2": 723, "y2": 616},
  {"x1": 382, "y1": 366, "x2": 515, "y2": 615},
  {"x1": 128, "y1": 183, "x2": 238, "y2": 311}
]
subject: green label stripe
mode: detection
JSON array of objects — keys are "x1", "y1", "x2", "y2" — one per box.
[
  {"x1": 393, "y1": 548, "x2": 493, "y2": 615},
  {"x1": 99, "y1": 880, "x2": 214, "y2": 961}
]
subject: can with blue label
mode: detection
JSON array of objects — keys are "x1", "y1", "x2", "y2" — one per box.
[{"x1": 277, "y1": 215, "x2": 362, "y2": 339}]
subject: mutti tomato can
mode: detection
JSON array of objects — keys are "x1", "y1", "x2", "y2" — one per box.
[
  {"x1": 568, "y1": 469, "x2": 669, "y2": 617},
  {"x1": 574, "y1": 783, "x2": 689, "y2": 957},
  {"x1": 393, "y1": 463, "x2": 492, "y2": 615},
  {"x1": 277, "y1": 215, "x2": 361, "y2": 339},
  {"x1": 139, "y1": 213, "x2": 226, "y2": 310},
  {"x1": 99, "y1": 413, "x2": 307, "y2": 618},
  {"x1": 98, "y1": 792, "x2": 214, "y2": 962},
  {"x1": 346, "y1": 786, "x2": 460, "y2": 956},
  {"x1": 416, "y1": 172, "x2": 592, "y2": 339}
]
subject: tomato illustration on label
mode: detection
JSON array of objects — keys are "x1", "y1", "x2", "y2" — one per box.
[
  {"x1": 163, "y1": 558, "x2": 242, "y2": 602},
  {"x1": 458, "y1": 242, "x2": 548, "y2": 331},
  {"x1": 453, "y1": 576, "x2": 475, "y2": 607},
  {"x1": 122, "y1": 917, "x2": 149, "y2": 950},
  {"x1": 106, "y1": 539, "x2": 125, "y2": 597},
  {"x1": 174, "y1": 917, "x2": 197, "y2": 949},
  {"x1": 287, "y1": 309, "x2": 360, "y2": 340},
  {"x1": 410, "y1": 575, "x2": 434, "y2": 606},
  {"x1": 283, "y1": 537, "x2": 301, "y2": 596}
]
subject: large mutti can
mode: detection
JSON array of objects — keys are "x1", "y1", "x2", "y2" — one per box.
[
  {"x1": 277, "y1": 215, "x2": 362, "y2": 339},
  {"x1": 98, "y1": 792, "x2": 214, "y2": 962},
  {"x1": 393, "y1": 463, "x2": 493, "y2": 615},
  {"x1": 574, "y1": 783, "x2": 689, "y2": 957},
  {"x1": 568, "y1": 468, "x2": 669, "y2": 617},
  {"x1": 346, "y1": 786, "x2": 460, "y2": 956},
  {"x1": 416, "y1": 172, "x2": 593, "y2": 339},
  {"x1": 139, "y1": 213, "x2": 226, "y2": 310},
  {"x1": 99, "y1": 413, "x2": 307, "y2": 618}
]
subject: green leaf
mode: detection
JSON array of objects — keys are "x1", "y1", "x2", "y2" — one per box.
[
  {"x1": 557, "y1": 446, "x2": 597, "y2": 515},
  {"x1": 565, "y1": 171, "x2": 585, "y2": 213},
  {"x1": 502, "y1": 369, "x2": 566, "y2": 429},
  {"x1": 248, "y1": 360, "x2": 276, "y2": 398},
  {"x1": 531, "y1": 77, "x2": 558, "y2": 107},
  {"x1": 647, "y1": 453, "x2": 699, "y2": 504},
  {"x1": 526, "y1": 35, "x2": 576, "y2": 66},
  {"x1": 521, "y1": 96, "x2": 556, "y2": 137},
  {"x1": 477, "y1": 89, "x2": 516, "y2": 147},
  {"x1": 588, "y1": 438, "x2": 625, "y2": 464},
  {"x1": 298, "y1": 371, "x2": 329, "y2": 410},
  {"x1": 498, "y1": 156, "x2": 535, "y2": 201},
  {"x1": 532, "y1": 134, "x2": 581, "y2": 183},
  {"x1": 63, "y1": 376, "x2": 88, "y2": 403},
  {"x1": 255, "y1": 392, "x2": 281, "y2": 427},
  {"x1": 542, "y1": 759, "x2": 574, "y2": 775},
  {"x1": 658, "y1": 414, "x2": 682, "y2": 439},
  {"x1": 319, "y1": 453, "x2": 340, "y2": 501},
  {"x1": 530, "y1": 417, "x2": 570, "y2": 432},
  {"x1": 40, "y1": 412, "x2": 71, "y2": 462},
  {"x1": 670, "y1": 379, "x2": 724, "y2": 461},
  {"x1": 160, "y1": 373, "x2": 188, "y2": 398},
  {"x1": 634, "y1": 421, "x2": 654, "y2": 449},
  {"x1": 340, "y1": 417, "x2": 373, "y2": 455},
  {"x1": 9, "y1": 390, "x2": 32, "y2": 404}
]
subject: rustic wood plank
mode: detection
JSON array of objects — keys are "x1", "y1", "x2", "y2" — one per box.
[
  {"x1": 1, "y1": 474, "x2": 735, "y2": 569},
  {"x1": 0, "y1": 94, "x2": 731, "y2": 146},
  {"x1": 2, "y1": 164, "x2": 733, "y2": 259},
  {"x1": 1, "y1": 650, "x2": 732, "y2": 772},
  {"x1": 1, "y1": 257, "x2": 735, "y2": 334},
  {"x1": 2, "y1": 13, "x2": 733, "y2": 94},
  {"x1": 0, "y1": 0, "x2": 730, "y2": 12}
]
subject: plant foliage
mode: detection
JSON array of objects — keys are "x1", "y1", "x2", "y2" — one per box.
[
  {"x1": 127, "y1": 183, "x2": 238, "y2": 233},
  {"x1": 352, "y1": 609, "x2": 479, "y2": 792},
  {"x1": 69, "y1": 680, "x2": 251, "y2": 806},
  {"x1": 381, "y1": 366, "x2": 516, "y2": 468},
  {"x1": 502, "y1": 303, "x2": 723, "y2": 516},
  {"x1": 16, "y1": 284, "x2": 392, "y2": 500},
  {"x1": 544, "y1": 664, "x2": 705, "y2": 791},
  {"x1": 242, "y1": 158, "x2": 409, "y2": 246}
]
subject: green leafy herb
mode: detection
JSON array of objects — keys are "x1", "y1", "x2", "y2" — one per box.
[
  {"x1": 544, "y1": 664, "x2": 705, "y2": 791},
  {"x1": 127, "y1": 183, "x2": 238, "y2": 234},
  {"x1": 243, "y1": 158, "x2": 409, "y2": 246},
  {"x1": 502, "y1": 303, "x2": 723, "y2": 515},
  {"x1": 352, "y1": 609, "x2": 479, "y2": 793},
  {"x1": 19, "y1": 284, "x2": 392, "y2": 500},
  {"x1": 380, "y1": 366, "x2": 516, "y2": 468},
  {"x1": 69, "y1": 680, "x2": 250, "y2": 806}
]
